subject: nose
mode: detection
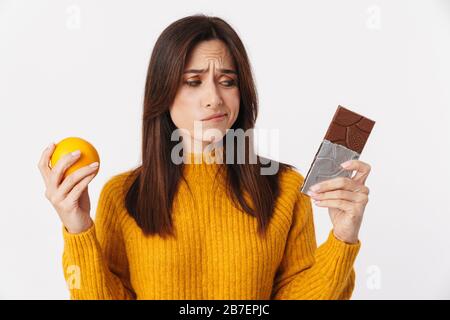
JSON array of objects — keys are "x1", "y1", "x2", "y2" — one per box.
[{"x1": 202, "y1": 80, "x2": 223, "y2": 109}]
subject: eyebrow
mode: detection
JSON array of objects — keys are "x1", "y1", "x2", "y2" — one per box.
[{"x1": 183, "y1": 68, "x2": 237, "y2": 75}]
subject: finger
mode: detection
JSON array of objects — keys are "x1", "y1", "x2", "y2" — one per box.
[
  {"x1": 354, "y1": 185, "x2": 370, "y2": 195},
  {"x1": 308, "y1": 189, "x2": 368, "y2": 204},
  {"x1": 66, "y1": 172, "x2": 96, "y2": 203},
  {"x1": 38, "y1": 142, "x2": 56, "y2": 184},
  {"x1": 49, "y1": 150, "x2": 81, "y2": 187},
  {"x1": 313, "y1": 198, "x2": 358, "y2": 213},
  {"x1": 309, "y1": 177, "x2": 359, "y2": 193},
  {"x1": 341, "y1": 160, "x2": 371, "y2": 184},
  {"x1": 58, "y1": 162, "x2": 99, "y2": 196}
]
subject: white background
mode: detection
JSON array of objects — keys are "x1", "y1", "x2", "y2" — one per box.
[{"x1": 1, "y1": 0, "x2": 449, "y2": 299}]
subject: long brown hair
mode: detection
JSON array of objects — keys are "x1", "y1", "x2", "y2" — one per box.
[{"x1": 125, "y1": 14, "x2": 294, "y2": 238}]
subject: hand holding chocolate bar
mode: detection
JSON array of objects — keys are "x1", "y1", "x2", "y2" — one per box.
[
  {"x1": 301, "y1": 105, "x2": 375, "y2": 194},
  {"x1": 301, "y1": 105, "x2": 375, "y2": 244}
]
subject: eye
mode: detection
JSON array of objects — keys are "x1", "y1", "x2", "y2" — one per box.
[
  {"x1": 185, "y1": 80, "x2": 201, "y2": 87},
  {"x1": 221, "y1": 79, "x2": 237, "y2": 87}
]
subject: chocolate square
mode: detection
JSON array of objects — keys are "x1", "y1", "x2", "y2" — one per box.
[{"x1": 324, "y1": 105, "x2": 375, "y2": 154}]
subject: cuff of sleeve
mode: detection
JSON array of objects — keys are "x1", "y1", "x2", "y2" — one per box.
[
  {"x1": 328, "y1": 229, "x2": 361, "y2": 252},
  {"x1": 62, "y1": 223, "x2": 99, "y2": 257},
  {"x1": 316, "y1": 230, "x2": 361, "y2": 286},
  {"x1": 324, "y1": 230, "x2": 361, "y2": 263}
]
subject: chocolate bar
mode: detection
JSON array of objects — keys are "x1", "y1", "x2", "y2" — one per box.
[{"x1": 300, "y1": 105, "x2": 375, "y2": 194}]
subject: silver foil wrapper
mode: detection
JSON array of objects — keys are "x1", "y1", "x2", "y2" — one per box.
[{"x1": 300, "y1": 139, "x2": 360, "y2": 194}]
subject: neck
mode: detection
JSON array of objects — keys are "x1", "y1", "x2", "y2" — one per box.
[
  {"x1": 181, "y1": 137, "x2": 223, "y2": 161},
  {"x1": 182, "y1": 136, "x2": 224, "y2": 153}
]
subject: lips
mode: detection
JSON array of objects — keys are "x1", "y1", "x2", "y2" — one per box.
[{"x1": 201, "y1": 113, "x2": 227, "y2": 121}]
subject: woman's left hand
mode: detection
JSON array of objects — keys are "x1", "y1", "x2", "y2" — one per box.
[{"x1": 307, "y1": 159, "x2": 371, "y2": 244}]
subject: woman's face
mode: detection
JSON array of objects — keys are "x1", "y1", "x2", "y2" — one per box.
[{"x1": 169, "y1": 39, "x2": 240, "y2": 153}]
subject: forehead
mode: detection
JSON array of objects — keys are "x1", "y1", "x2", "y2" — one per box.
[{"x1": 185, "y1": 40, "x2": 234, "y2": 67}]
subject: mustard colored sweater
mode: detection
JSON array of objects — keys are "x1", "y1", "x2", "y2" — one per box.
[{"x1": 62, "y1": 152, "x2": 361, "y2": 300}]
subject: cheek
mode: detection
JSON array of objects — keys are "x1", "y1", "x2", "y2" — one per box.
[
  {"x1": 170, "y1": 91, "x2": 199, "y2": 130},
  {"x1": 224, "y1": 90, "x2": 240, "y2": 123}
]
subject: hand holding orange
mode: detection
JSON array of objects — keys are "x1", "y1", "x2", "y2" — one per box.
[{"x1": 50, "y1": 137, "x2": 100, "y2": 179}]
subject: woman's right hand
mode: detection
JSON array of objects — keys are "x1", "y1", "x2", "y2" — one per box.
[{"x1": 38, "y1": 143, "x2": 100, "y2": 234}]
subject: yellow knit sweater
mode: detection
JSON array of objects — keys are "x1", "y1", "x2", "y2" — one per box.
[{"x1": 62, "y1": 152, "x2": 361, "y2": 300}]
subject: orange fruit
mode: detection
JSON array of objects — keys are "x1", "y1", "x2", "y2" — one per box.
[{"x1": 50, "y1": 137, "x2": 100, "y2": 179}]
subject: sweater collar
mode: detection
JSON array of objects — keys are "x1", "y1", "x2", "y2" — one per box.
[{"x1": 182, "y1": 147, "x2": 226, "y2": 180}]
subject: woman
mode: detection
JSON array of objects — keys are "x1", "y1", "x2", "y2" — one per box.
[{"x1": 38, "y1": 14, "x2": 371, "y2": 300}]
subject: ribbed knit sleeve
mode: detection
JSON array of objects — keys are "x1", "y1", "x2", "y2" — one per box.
[
  {"x1": 62, "y1": 174, "x2": 136, "y2": 300},
  {"x1": 271, "y1": 175, "x2": 361, "y2": 300}
]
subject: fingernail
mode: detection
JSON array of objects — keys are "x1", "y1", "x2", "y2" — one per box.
[
  {"x1": 314, "y1": 200, "x2": 321, "y2": 205},
  {"x1": 307, "y1": 190, "x2": 317, "y2": 197},
  {"x1": 71, "y1": 150, "x2": 81, "y2": 157},
  {"x1": 89, "y1": 162, "x2": 99, "y2": 168},
  {"x1": 341, "y1": 161, "x2": 351, "y2": 168},
  {"x1": 310, "y1": 184, "x2": 320, "y2": 192},
  {"x1": 47, "y1": 142, "x2": 54, "y2": 149}
]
